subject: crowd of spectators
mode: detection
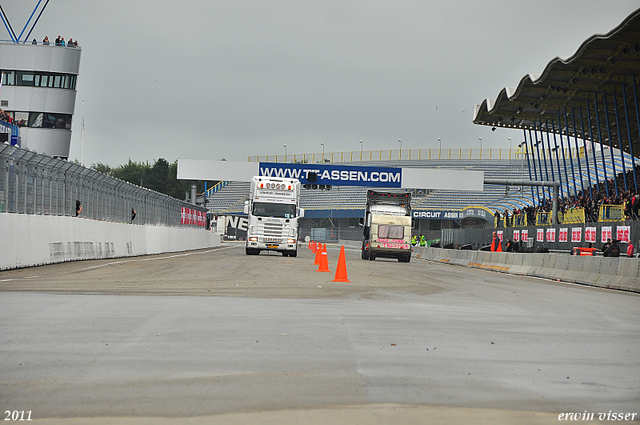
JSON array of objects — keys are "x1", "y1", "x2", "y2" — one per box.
[
  {"x1": 0, "y1": 109, "x2": 14, "y2": 126},
  {"x1": 31, "y1": 35, "x2": 79, "y2": 47},
  {"x1": 1, "y1": 110, "x2": 28, "y2": 128},
  {"x1": 496, "y1": 164, "x2": 640, "y2": 225}
]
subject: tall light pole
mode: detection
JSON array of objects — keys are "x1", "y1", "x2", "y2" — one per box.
[
  {"x1": 438, "y1": 138, "x2": 441, "y2": 159},
  {"x1": 508, "y1": 137, "x2": 511, "y2": 159},
  {"x1": 283, "y1": 144, "x2": 287, "y2": 162},
  {"x1": 479, "y1": 137, "x2": 482, "y2": 158},
  {"x1": 321, "y1": 142, "x2": 324, "y2": 161},
  {"x1": 398, "y1": 139, "x2": 402, "y2": 159},
  {"x1": 359, "y1": 140, "x2": 363, "y2": 160}
]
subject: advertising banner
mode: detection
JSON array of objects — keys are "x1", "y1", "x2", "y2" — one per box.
[
  {"x1": 585, "y1": 227, "x2": 597, "y2": 243},
  {"x1": 513, "y1": 230, "x2": 520, "y2": 242},
  {"x1": 412, "y1": 206, "x2": 493, "y2": 222},
  {"x1": 546, "y1": 228, "x2": 556, "y2": 242},
  {"x1": 177, "y1": 159, "x2": 484, "y2": 190},
  {"x1": 617, "y1": 225, "x2": 630, "y2": 243},
  {"x1": 559, "y1": 228, "x2": 568, "y2": 243},
  {"x1": 571, "y1": 228, "x2": 582, "y2": 243},
  {"x1": 601, "y1": 226, "x2": 612, "y2": 243},
  {"x1": 536, "y1": 228, "x2": 544, "y2": 242},
  {"x1": 259, "y1": 162, "x2": 402, "y2": 188},
  {"x1": 225, "y1": 215, "x2": 248, "y2": 240},
  {"x1": 180, "y1": 207, "x2": 207, "y2": 226}
]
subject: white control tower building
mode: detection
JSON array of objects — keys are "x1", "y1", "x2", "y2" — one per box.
[{"x1": 0, "y1": 4, "x2": 81, "y2": 159}]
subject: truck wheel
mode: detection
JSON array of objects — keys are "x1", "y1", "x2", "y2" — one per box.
[
  {"x1": 368, "y1": 254, "x2": 375, "y2": 261},
  {"x1": 289, "y1": 250, "x2": 297, "y2": 258},
  {"x1": 246, "y1": 247, "x2": 259, "y2": 255},
  {"x1": 362, "y1": 249, "x2": 369, "y2": 260}
]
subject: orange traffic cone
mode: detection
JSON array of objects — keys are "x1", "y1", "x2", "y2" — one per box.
[
  {"x1": 497, "y1": 240, "x2": 502, "y2": 252},
  {"x1": 313, "y1": 243, "x2": 323, "y2": 265},
  {"x1": 316, "y1": 250, "x2": 330, "y2": 272},
  {"x1": 311, "y1": 241, "x2": 317, "y2": 253},
  {"x1": 332, "y1": 246, "x2": 350, "y2": 282}
]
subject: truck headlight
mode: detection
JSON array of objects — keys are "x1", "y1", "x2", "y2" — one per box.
[
  {"x1": 249, "y1": 237, "x2": 258, "y2": 242},
  {"x1": 287, "y1": 238, "x2": 296, "y2": 244}
]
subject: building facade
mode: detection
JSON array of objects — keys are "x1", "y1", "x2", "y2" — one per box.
[{"x1": 0, "y1": 41, "x2": 81, "y2": 159}]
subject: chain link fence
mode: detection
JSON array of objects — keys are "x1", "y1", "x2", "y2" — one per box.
[{"x1": 0, "y1": 143, "x2": 206, "y2": 227}]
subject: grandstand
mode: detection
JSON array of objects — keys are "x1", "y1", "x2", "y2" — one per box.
[
  {"x1": 207, "y1": 145, "x2": 638, "y2": 235},
  {"x1": 206, "y1": 153, "x2": 527, "y2": 217}
]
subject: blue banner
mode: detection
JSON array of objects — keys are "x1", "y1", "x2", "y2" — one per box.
[
  {"x1": 413, "y1": 206, "x2": 493, "y2": 222},
  {"x1": 258, "y1": 162, "x2": 402, "y2": 187}
]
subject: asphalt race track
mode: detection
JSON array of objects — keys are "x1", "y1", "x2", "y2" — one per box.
[{"x1": 1, "y1": 242, "x2": 638, "y2": 425}]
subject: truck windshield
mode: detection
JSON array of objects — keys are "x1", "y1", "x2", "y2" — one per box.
[
  {"x1": 378, "y1": 224, "x2": 404, "y2": 239},
  {"x1": 252, "y1": 202, "x2": 296, "y2": 218}
]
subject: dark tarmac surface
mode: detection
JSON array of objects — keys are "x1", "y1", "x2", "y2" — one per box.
[{"x1": 1, "y1": 242, "x2": 638, "y2": 424}]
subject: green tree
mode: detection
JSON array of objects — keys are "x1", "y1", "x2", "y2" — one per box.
[
  {"x1": 146, "y1": 158, "x2": 170, "y2": 193},
  {"x1": 91, "y1": 158, "x2": 218, "y2": 201},
  {"x1": 91, "y1": 162, "x2": 113, "y2": 176},
  {"x1": 113, "y1": 159, "x2": 147, "y2": 187}
]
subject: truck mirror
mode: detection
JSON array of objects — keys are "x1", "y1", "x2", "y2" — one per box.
[
  {"x1": 243, "y1": 200, "x2": 249, "y2": 214},
  {"x1": 358, "y1": 217, "x2": 364, "y2": 227},
  {"x1": 298, "y1": 208, "x2": 305, "y2": 218}
]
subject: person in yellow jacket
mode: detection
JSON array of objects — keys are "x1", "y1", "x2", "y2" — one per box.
[
  {"x1": 411, "y1": 235, "x2": 417, "y2": 246},
  {"x1": 419, "y1": 235, "x2": 426, "y2": 247}
]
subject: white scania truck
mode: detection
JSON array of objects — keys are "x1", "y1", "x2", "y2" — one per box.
[
  {"x1": 244, "y1": 176, "x2": 304, "y2": 256},
  {"x1": 361, "y1": 190, "x2": 412, "y2": 262}
]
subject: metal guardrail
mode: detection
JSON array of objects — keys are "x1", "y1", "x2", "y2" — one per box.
[
  {"x1": 248, "y1": 147, "x2": 586, "y2": 164},
  {"x1": 599, "y1": 205, "x2": 625, "y2": 222},
  {"x1": 0, "y1": 143, "x2": 206, "y2": 227}
]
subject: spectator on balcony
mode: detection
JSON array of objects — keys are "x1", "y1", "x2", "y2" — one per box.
[
  {"x1": 55, "y1": 35, "x2": 61, "y2": 46},
  {"x1": 43, "y1": 36, "x2": 49, "y2": 45}
]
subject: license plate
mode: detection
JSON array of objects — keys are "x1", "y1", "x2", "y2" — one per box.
[{"x1": 267, "y1": 244, "x2": 279, "y2": 249}]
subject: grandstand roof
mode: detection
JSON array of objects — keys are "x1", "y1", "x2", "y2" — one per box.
[{"x1": 473, "y1": 7, "x2": 640, "y2": 156}]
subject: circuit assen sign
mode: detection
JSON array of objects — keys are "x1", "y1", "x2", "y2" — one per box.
[{"x1": 413, "y1": 206, "x2": 494, "y2": 222}]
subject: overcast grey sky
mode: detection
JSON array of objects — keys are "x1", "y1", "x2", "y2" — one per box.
[{"x1": 3, "y1": 1, "x2": 639, "y2": 166}]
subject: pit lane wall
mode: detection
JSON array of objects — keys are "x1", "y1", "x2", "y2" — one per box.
[
  {"x1": 0, "y1": 214, "x2": 221, "y2": 271},
  {"x1": 412, "y1": 247, "x2": 640, "y2": 293}
]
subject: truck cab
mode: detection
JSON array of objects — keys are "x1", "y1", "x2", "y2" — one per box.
[
  {"x1": 244, "y1": 176, "x2": 303, "y2": 257},
  {"x1": 361, "y1": 190, "x2": 412, "y2": 262}
]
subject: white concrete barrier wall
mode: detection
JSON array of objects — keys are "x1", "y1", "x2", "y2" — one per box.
[
  {"x1": 416, "y1": 247, "x2": 639, "y2": 294},
  {"x1": 0, "y1": 214, "x2": 220, "y2": 270}
]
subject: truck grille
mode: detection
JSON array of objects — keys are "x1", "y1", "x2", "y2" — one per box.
[{"x1": 260, "y1": 222, "x2": 284, "y2": 238}]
